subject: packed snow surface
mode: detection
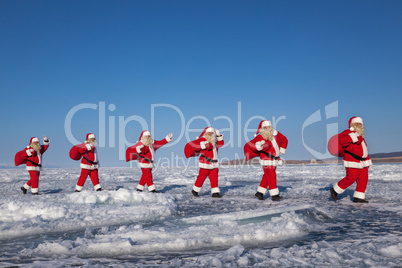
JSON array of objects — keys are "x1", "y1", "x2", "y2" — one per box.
[{"x1": 0, "y1": 164, "x2": 401, "y2": 267}]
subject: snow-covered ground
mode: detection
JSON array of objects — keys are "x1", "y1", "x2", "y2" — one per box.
[{"x1": 0, "y1": 163, "x2": 401, "y2": 267}]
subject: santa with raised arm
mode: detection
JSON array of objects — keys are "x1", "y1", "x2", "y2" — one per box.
[
  {"x1": 75, "y1": 133, "x2": 102, "y2": 192},
  {"x1": 330, "y1": 116, "x2": 372, "y2": 203},
  {"x1": 244, "y1": 120, "x2": 288, "y2": 201},
  {"x1": 126, "y1": 130, "x2": 173, "y2": 192},
  {"x1": 184, "y1": 127, "x2": 224, "y2": 198},
  {"x1": 15, "y1": 136, "x2": 50, "y2": 195}
]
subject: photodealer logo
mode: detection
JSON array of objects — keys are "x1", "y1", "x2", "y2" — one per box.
[{"x1": 302, "y1": 101, "x2": 339, "y2": 160}]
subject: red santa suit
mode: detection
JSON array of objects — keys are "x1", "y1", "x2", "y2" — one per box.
[
  {"x1": 75, "y1": 133, "x2": 101, "y2": 192},
  {"x1": 244, "y1": 120, "x2": 288, "y2": 200},
  {"x1": 19, "y1": 137, "x2": 49, "y2": 194},
  {"x1": 332, "y1": 117, "x2": 372, "y2": 201},
  {"x1": 126, "y1": 130, "x2": 172, "y2": 192},
  {"x1": 185, "y1": 127, "x2": 224, "y2": 196}
]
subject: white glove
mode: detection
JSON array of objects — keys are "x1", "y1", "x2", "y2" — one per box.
[
  {"x1": 215, "y1": 129, "x2": 221, "y2": 137},
  {"x1": 43, "y1": 136, "x2": 49, "y2": 143},
  {"x1": 256, "y1": 140, "x2": 265, "y2": 151},
  {"x1": 85, "y1": 143, "x2": 93, "y2": 151},
  {"x1": 200, "y1": 141, "x2": 209, "y2": 150},
  {"x1": 166, "y1": 133, "x2": 173, "y2": 142},
  {"x1": 136, "y1": 144, "x2": 144, "y2": 153}
]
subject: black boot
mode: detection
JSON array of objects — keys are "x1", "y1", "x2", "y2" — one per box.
[
  {"x1": 136, "y1": 189, "x2": 143, "y2": 192},
  {"x1": 271, "y1": 195, "x2": 282, "y2": 201},
  {"x1": 75, "y1": 189, "x2": 81, "y2": 192},
  {"x1": 212, "y1": 193, "x2": 222, "y2": 198},
  {"x1": 21, "y1": 187, "x2": 27, "y2": 194},
  {"x1": 255, "y1": 192, "x2": 264, "y2": 200},
  {"x1": 191, "y1": 190, "x2": 199, "y2": 197},
  {"x1": 330, "y1": 188, "x2": 338, "y2": 201},
  {"x1": 353, "y1": 198, "x2": 369, "y2": 203},
  {"x1": 32, "y1": 193, "x2": 41, "y2": 195},
  {"x1": 96, "y1": 188, "x2": 102, "y2": 191},
  {"x1": 150, "y1": 190, "x2": 159, "y2": 193}
]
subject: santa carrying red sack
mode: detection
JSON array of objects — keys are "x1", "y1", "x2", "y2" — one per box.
[
  {"x1": 244, "y1": 120, "x2": 288, "y2": 201},
  {"x1": 184, "y1": 127, "x2": 224, "y2": 198},
  {"x1": 126, "y1": 130, "x2": 173, "y2": 192},
  {"x1": 15, "y1": 136, "x2": 50, "y2": 195}
]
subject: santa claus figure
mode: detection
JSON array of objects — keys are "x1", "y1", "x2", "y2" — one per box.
[
  {"x1": 330, "y1": 116, "x2": 372, "y2": 203},
  {"x1": 185, "y1": 127, "x2": 224, "y2": 198},
  {"x1": 75, "y1": 133, "x2": 102, "y2": 192},
  {"x1": 244, "y1": 120, "x2": 288, "y2": 201},
  {"x1": 17, "y1": 136, "x2": 50, "y2": 195},
  {"x1": 126, "y1": 130, "x2": 173, "y2": 192}
]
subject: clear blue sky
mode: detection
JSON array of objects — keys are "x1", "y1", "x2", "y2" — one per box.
[{"x1": 1, "y1": 0, "x2": 401, "y2": 167}]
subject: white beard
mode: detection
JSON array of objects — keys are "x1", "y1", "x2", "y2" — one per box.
[
  {"x1": 260, "y1": 127, "x2": 274, "y2": 141},
  {"x1": 90, "y1": 141, "x2": 97, "y2": 147},
  {"x1": 31, "y1": 143, "x2": 41, "y2": 152},
  {"x1": 352, "y1": 124, "x2": 365, "y2": 139},
  {"x1": 204, "y1": 133, "x2": 216, "y2": 146},
  {"x1": 141, "y1": 136, "x2": 153, "y2": 147}
]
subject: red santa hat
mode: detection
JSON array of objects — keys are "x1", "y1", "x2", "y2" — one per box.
[
  {"x1": 86, "y1": 133, "x2": 96, "y2": 140},
  {"x1": 349, "y1": 116, "x2": 363, "y2": 131},
  {"x1": 139, "y1": 130, "x2": 151, "y2": 140},
  {"x1": 29, "y1": 137, "x2": 39, "y2": 145},
  {"x1": 255, "y1": 120, "x2": 272, "y2": 137},
  {"x1": 199, "y1": 127, "x2": 215, "y2": 138}
]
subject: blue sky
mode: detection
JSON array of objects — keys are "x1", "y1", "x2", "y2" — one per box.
[{"x1": 1, "y1": 0, "x2": 401, "y2": 167}]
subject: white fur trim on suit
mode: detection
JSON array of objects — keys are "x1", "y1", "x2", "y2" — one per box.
[
  {"x1": 257, "y1": 186, "x2": 267, "y2": 194},
  {"x1": 23, "y1": 184, "x2": 30, "y2": 190},
  {"x1": 94, "y1": 184, "x2": 101, "y2": 191},
  {"x1": 353, "y1": 191, "x2": 365, "y2": 199},
  {"x1": 31, "y1": 188, "x2": 38, "y2": 194},
  {"x1": 137, "y1": 184, "x2": 144, "y2": 191},
  {"x1": 193, "y1": 185, "x2": 202, "y2": 192},
  {"x1": 280, "y1": 147, "x2": 286, "y2": 154},
  {"x1": 211, "y1": 187, "x2": 220, "y2": 194},
  {"x1": 148, "y1": 184, "x2": 156, "y2": 191},
  {"x1": 43, "y1": 140, "x2": 49, "y2": 146},
  {"x1": 26, "y1": 166, "x2": 41, "y2": 171},
  {"x1": 259, "y1": 159, "x2": 283, "y2": 166},
  {"x1": 343, "y1": 159, "x2": 372, "y2": 169},
  {"x1": 217, "y1": 135, "x2": 224, "y2": 141},
  {"x1": 349, "y1": 132, "x2": 359, "y2": 143},
  {"x1": 76, "y1": 185, "x2": 83, "y2": 191},
  {"x1": 198, "y1": 162, "x2": 219, "y2": 169},
  {"x1": 333, "y1": 183, "x2": 345, "y2": 194},
  {"x1": 80, "y1": 163, "x2": 99, "y2": 170},
  {"x1": 269, "y1": 188, "x2": 279, "y2": 196}
]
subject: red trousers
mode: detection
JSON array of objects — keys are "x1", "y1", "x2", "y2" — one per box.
[
  {"x1": 139, "y1": 168, "x2": 154, "y2": 187},
  {"x1": 195, "y1": 168, "x2": 219, "y2": 189},
  {"x1": 338, "y1": 167, "x2": 368, "y2": 193},
  {"x1": 27, "y1": 171, "x2": 40, "y2": 189},
  {"x1": 259, "y1": 166, "x2": 277, "y2": 190},
  {"x1": 77, "y1": 169, "x2": 100, "y2": 187}
]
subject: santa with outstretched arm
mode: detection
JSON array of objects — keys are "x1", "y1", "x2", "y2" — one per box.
[
  {"x1": 126, "y1": 130, "x2": 173, "y2": 192},
  {"x1": 330, "y1": 116, "x2": 372, "y2": 203},
  {"x1": 16, "y1": 136, "x2": 50, "y2": 195},
  {"x1": 184, "y1": 127, "x2": 224, "y2": 198},
  {"x1": 244, "y1": 120, "x2": 288, "y2": 201}
]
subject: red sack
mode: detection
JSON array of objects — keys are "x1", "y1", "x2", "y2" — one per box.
[
  {"x1": 328, "y1": 134, "x2": 344, "y2": 157},
  {"x1": 244, "y1": 142, "x2": 259, "y2": 161},
  {"x1": 126, "y1": 146, "x2": 139, "y2": 162},
  {"x1": 69, "y1": 145, "x2": 83, "y2": 161},
  {"x1": 14, "y1": 150, "x2": 27, "y2": 166},
  {"x1": 184, "y1": 142, "x2": 200, "y2": 158}
]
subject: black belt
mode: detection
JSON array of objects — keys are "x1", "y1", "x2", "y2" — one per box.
[
  {"x1": 27, "y1": 160, "x2": 42, "y2": 167},
  {"x1": 139, "y1": 155, "x2": 154, "y2": 163},
  {"x1": 83, "y1": 156, "x2": 98, "y2": 165},
  {"x1": 200, "y1": 154, "x2": 218, "y2": 163},
  {"x1": 260, "y1": 151, "x2": 280, "y2": 160},
  {"x1": 344, "y1": 150, "x2": 367, "y2": 161}
]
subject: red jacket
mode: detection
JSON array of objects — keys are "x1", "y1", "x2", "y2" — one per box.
[
  {"x1": 78, "y1": 142, "x2": 99, "y2": 170},
  {"x1": 245, "y1": 131, "x2": 288, "y2": 166},
  {"x1": 23, "y1": 142, "x2": 49, "y2": 171},
  {"x1": 126, "y1": 138, "x2": 169, "y2": 168},
  {"x1": 339, "y1": 129, "x2": 372, "y2": 169},
  {"x1": 187, "y1": 135, "x2": 224, "y2": 169}
]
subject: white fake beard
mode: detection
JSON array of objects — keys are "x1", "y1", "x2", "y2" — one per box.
[
  {"x1": 31, "y1": 143, "x2": 41, "y2": 152},
  {"x1": 90, "y1": 141, "x2": 97, "y2": 147},
  {"x1": 353, "y1": 124, "x2": 365, "y2": 139},
  {"x1": 141, "y1": 136, "x2": 153, "y2": 147},
  {"x1": 260, "y1": 127, "x2": 274, "y2": 141},
  {"x1": 204, "y1": 132, "x2": 216, "y2": 146}
]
